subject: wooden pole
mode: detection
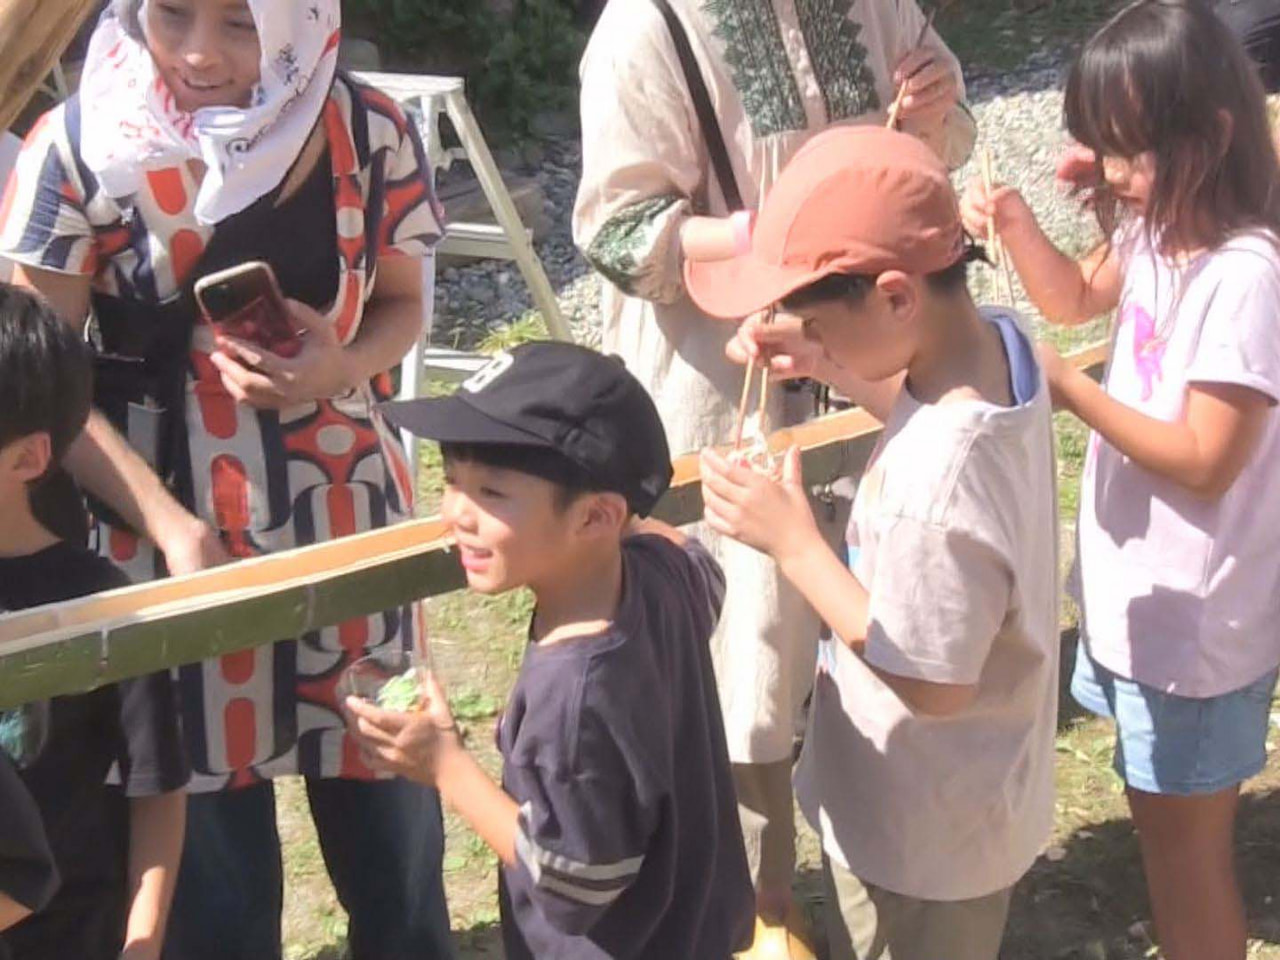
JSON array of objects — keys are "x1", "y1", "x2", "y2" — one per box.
[{"x1": 0, "y1": 0, "x2": 98, "y2": 131}]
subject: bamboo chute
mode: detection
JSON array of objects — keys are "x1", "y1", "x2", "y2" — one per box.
[
  {"x1": 0, "y1": 343, "x2": 1109, "y2": 710},
  {"x1": 0, "y1": 0, "x2": 98, "y2": 131}
]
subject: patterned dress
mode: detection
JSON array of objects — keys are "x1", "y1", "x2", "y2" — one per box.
[
  {"x1": 0, "y1": 75, "x2": 443, "y2": 791},
  {"x1": 573, "y1": 0, "x2": 975, "y2": 764}
]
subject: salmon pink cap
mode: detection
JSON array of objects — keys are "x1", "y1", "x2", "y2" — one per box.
[{"x1": 685, "y1": 126, "x2": 966, "y2": 319}]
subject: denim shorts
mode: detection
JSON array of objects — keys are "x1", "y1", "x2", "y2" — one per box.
[{"x1": 1071, "y1": 644, "x2": 1278, "y2": 795}]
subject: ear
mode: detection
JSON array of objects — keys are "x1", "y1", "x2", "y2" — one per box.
[
  {"x1": 3, "y1": 433, "x2": 52, "y2": 484},
  {"x1": 874, "y1": 271, "x2": 919, "y2": 320},
  {"x1": 576, "y1": 491, "x2": 630, "y2": 539}
]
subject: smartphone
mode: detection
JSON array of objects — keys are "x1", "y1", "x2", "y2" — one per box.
[{"x1": 194, "y1": 261, "x2": 302, "y2": 358}]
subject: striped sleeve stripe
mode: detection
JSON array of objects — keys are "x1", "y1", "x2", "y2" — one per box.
[
  {"x1": 534, "y1": 871, "x2": 630, "y2": 907},
  {"x1": 515, "y1": 803, "x2": 644, "y2": 906}
]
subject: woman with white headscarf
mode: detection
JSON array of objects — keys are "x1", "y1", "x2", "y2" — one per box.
[{"x1": 0, "y1": 1, "x2": 454, "y2": 956}]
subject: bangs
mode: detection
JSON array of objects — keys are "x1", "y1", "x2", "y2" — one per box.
[{"x1": 1064, "y1": 29, "x2": 1154, "y2": 159}]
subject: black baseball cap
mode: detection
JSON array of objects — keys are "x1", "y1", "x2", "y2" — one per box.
[{"x1": 379, "y1": 342, "x2": 673, "y2": 516}]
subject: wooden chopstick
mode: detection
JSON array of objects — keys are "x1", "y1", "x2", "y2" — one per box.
[
  {"x1": 885, "y1": 6, "x2": 940, "y2": 130},
  {"x1": 732, "y1": 355, "x2": 757, "y2": 452},
  {"x1": 731, "y1": 308, "x2": 776, "y2": 451},
  {"x1": 979, "y1": 146, "x2": 1018, "y2": 305}
]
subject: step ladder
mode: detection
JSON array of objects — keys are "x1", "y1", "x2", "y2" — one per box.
[{"x1": 354, "y1": 72, "x2": 573, "y2": 482}]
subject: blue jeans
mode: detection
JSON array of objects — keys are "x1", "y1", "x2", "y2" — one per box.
[{"x1": 162, "y1": 778, "x2": 453, "y2": 960}]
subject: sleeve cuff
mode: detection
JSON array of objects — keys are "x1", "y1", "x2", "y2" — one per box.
[
  {"x1": 863, "y1": 633, "x2": 983, "y2": 686},
  {"x1": 1184, "y1": 367, "x2": 1280, "y2": 405}
]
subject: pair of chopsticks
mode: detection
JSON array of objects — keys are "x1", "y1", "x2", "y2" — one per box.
[
  {"x1": 881, "y1": 2, "x2": 1016, "y2": 307},
  {"x1": 885, "y1": 0, "x2": 960, "y2": 130},
  {"x1": 732, "y1": 308, "x2": 776, "y2": 451},
  {"x1": 885, "y1": 7, "x2": 939, "y2": 130},
  {"x1": 979, "y1": 146, "x2": 1018, "y2": 306}
]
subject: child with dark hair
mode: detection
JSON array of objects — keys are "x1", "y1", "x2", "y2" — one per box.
[
  {"x1": 963, "y1": 2, "x2": 1280, "y2": 957},
  {"x1": 346, "y1": 342, "x2": 755, "y2": 959},
  {"x1": 691, "y1": 125, "x2": 1060, "y2": 960},
  {"x1": 0, "y1": 284, "x2": 189, "y2": 960}
]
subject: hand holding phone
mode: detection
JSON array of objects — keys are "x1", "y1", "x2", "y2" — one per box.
[{"x1": 195, "y1": 261, "x2": 303, "y2": 359}]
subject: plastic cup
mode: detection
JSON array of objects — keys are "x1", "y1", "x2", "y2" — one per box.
[{"x1": 337, "y1": 650, "x2": 427, "y2": 713}]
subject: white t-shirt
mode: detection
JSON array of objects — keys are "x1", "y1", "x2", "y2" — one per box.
[
  {"x1": 1074, "y1": 225, "x2": 1280, "y2": 697},
  {"x1": 795, "y1": 309, "x2": 1059, "y2": 901}
]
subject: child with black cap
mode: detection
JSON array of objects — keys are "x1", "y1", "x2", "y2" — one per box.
[{"x1": 345, "y1": 341, "x2": 755, "y2": 959}]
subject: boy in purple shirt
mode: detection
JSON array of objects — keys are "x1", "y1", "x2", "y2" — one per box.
[{"x1": 347, "y1": 343, "x2": 754, "y2": 959}]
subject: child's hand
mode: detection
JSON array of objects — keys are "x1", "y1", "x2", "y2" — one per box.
[
  {"x1": 1056, "y1": 143, "x2": 1100, "y2": 192},
  {"x1": 724, "y1": 311, "x2": 826, "y2": 381},
  {"x1": 1035, "y1": 341, "x2": 1076, "y2": 412},
  {"x1": 700, "y1": 445, "x2": 821, "y2": 563},
  {"x1": 345, "y1": 672, "x2": 461, "y2": 787},
  {"x1": 959, "y1": 178, "x2": 1029, "y2": 240},
  {"x1": 1055, "y1": 143, "x2": 1108, "y2": 211}
]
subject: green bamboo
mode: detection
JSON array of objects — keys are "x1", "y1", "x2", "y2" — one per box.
[{"x1": 0, "y1": 347, "x2": 1106, "y2": 710}]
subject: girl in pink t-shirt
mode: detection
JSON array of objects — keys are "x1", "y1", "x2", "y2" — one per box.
[{"x1": 962, "y1": 2, "x2": 1280, "y2": 957}]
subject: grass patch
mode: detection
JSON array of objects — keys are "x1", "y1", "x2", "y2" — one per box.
[{"x1": 475, "y1": 311, "x2": 551, "y2": 354}]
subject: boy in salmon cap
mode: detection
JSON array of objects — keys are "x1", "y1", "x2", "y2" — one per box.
[{"x1": 691, "y1": 125, "x2": 1060, "y2": 960}]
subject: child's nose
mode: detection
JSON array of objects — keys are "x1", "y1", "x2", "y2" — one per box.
[{"x1": 442, "y1": 490, "x2": 477, "y2": 532}]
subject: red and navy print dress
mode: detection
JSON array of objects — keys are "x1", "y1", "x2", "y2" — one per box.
[{"x1": 0, "y1": 75, "x2": 443, "y2": 791}]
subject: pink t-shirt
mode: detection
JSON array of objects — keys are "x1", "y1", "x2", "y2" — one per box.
[{"x1": 1075, "y1": 224, "x2": 1280, "y2": 696}]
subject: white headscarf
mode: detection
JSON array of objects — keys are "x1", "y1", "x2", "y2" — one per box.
[{"x1": 79, "y1": 0, "x2": 341, "y2": 224}]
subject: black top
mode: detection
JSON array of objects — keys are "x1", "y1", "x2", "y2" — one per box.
[
  {"x1": 497, "y1": 535, "x2": 754, "y2": 960},
  {"x1": 0, "y1": 543, "x2": 190, "y2": 960},
  {"x1": 197, "y1": 140, "x2": 341, "y2": 310},
  {"x1": 0, "y1": 753, "x2": 57, "y2": 953}
]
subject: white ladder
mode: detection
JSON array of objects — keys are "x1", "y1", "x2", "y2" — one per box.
[{"x1": 354, "y1": 72, "x2": 573, "y2": 481}]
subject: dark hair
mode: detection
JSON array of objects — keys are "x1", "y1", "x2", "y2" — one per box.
[
  {"x1": 440, "y1": 442, "x2": 605, "y2": 512},
  {"x1": 780, "y1": 247, "x2": 979, "y2": 311},
  {"x1": 0, "y1": 285, "x2": 93, "y2": 473},
  {"x1": 1064, "y1": 0, "x2": 1280, "y2": 253}
]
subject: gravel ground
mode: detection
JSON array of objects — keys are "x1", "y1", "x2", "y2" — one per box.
[{"x1": 430, "y1": 55, "x2": 1109, "y2": 353}]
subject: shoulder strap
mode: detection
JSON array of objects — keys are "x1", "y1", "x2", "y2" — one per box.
[{"x1": 651, "y1": 0, "x2": 744, "y2": 212}]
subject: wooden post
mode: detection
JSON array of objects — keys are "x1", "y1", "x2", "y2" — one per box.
[{"x1": 0, "y1": 0, "x2": 98, "y2": 131}]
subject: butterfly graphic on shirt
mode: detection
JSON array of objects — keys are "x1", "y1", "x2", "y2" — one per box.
[{"x1": 1124, "y1": 302, "x2": 1167, "y2": 402}]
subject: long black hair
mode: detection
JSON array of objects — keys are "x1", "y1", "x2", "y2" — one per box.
[{"x1": 1064, "y1": 0, "x2": 1280, "y2": 253}]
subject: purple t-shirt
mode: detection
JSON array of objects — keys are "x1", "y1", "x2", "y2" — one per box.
[
  {"x1": 497, "y1": 535, "x2": 754, "y2": 959},
  {"x1": 1074, "y1": 224, "x2": 1280, "y2": 696}
]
